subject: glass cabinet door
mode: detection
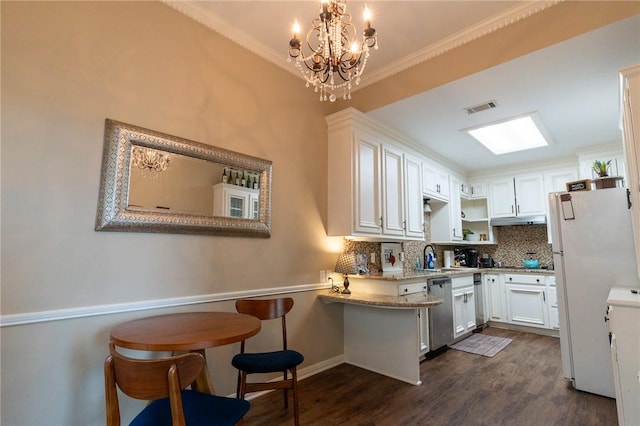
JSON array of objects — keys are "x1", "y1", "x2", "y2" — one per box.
[{"x1": 229, "y1": 195, "x2": 245, "y2": 218}]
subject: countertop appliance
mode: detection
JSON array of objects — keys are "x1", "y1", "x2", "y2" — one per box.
[
  {"x1": 464, "y1": 249, "x2": 479, "y2": 268},
  {"x1": 549, "y1": 188, "x2": 640, "y2": 398},
  {"x1": 427, "y1": 277, "x2": 453, "y2": 357},
  {"x1": 454, "y1": 248, "x2": 479, "y2": 267}
]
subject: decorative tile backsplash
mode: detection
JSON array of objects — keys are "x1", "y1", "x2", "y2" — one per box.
[{"x1": 343, "y1": 213, "x2": 553, "y2": 273}]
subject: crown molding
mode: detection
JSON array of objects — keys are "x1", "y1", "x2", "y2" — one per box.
[
  {"x1": 162, "y1": 1, "x2": 560, "y2": 90},
  {"x1": 162, "y1": 0, "x2": 287, "y2": 68},
  {"x1": 358, "y1": 1, "x2": 561, "y2": 89}
]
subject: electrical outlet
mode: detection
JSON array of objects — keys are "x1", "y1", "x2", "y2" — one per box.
[
  {"x1": 399, "y1": 252, "x2": 405, "y2": 262},
  {"x1": 371, "y1": 252, "x2": 376, "y2": 263},
  {"x1": 326, "y1": 270, "x2": 333, "y2": 282},
  {"x1": 320, "y1": 270, "x2": 326, "y2": 283}
]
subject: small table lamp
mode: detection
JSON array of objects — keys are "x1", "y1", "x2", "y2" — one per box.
[{"x1": 335, "y1": 253, "x2": 357, "y2": 294}]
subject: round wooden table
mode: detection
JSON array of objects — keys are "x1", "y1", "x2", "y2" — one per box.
[{"x1": 110, "y1": 311, "x2": 261, "y2": 394}]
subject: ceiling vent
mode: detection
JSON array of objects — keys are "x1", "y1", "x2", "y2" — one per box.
[{"x1": 465, "y1": 100, "x2": 498, "y2": 115}]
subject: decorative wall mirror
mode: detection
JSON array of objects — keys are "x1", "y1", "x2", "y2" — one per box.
[{"x1": 95, "y1": 119, "x2": 272, "y2": 237}]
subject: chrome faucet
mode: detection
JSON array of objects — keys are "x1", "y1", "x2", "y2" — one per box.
[{"x1": 423, "y1": 244, "x2": 436, "y2": 269}]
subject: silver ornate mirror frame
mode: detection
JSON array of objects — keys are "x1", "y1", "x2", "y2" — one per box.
[{"x1": 95, "y1": 119, "x2": 272, "y2": 237}]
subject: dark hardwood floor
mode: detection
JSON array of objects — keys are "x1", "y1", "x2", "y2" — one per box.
[{"x1": 242, "y1": 327, "x2": 617, "y2": 425}]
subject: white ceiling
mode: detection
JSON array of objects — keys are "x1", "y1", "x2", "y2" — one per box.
[{"x1": 166, "y1": 1, "x2": 640, "y2": 172}]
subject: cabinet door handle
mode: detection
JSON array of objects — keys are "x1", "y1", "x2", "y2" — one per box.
[
  {"x1": 543, "y1": 291, "x2": 546, "y2": 302},
  {"x1": 511, "y1": 205, "x2": 514, "y2": 214},
  {"x1": 517, "y1": 204, "x2": 520, "y2": 214},
  {"x1": 379, "y1": 216, "x2": 383, "y2": 228}
]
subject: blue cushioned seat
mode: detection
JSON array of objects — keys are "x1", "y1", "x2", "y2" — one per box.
[
  {"x1": 130, "y1": 390, "x2": 250, "y2": 426},
  {"x1": 232, "y1": 350, "x2": 304, "y2": 374}
]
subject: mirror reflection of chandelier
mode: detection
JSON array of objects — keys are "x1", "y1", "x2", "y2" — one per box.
[
  {"x1": 288, "y1": 0, "x2": 377, "y2": 102},
  {"x1": 131, "y1": 147, "x2": 171, "y2": 172}
]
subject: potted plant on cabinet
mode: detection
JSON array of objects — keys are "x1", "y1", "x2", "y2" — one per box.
[{"x1": 592, "y1": 160, "x2": 621, "y2": 189}]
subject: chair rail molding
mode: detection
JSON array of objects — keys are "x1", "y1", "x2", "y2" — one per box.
[{"x1": 0, "y1": 283, "x2": 329, "y2": 327}]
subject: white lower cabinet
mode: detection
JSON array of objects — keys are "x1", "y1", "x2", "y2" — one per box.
[
  {"x1": 607, "y1": 287, "x2": 640, "y2": 426},
  {"x1": 398, "y1": 281, "x2": 430, "y2": 357},
  {"x1": 452, "y1": 276, "x2": 475, "y2": 339},
  {"x1": 504, "y1": 274, "x2": 549, "y2": 329},
  {"x1": 486, "y1": 274, "x2": 505, "y2": 322},
  {"x1": 417, "y1": 307, "x2": 429, "y2": 356}
]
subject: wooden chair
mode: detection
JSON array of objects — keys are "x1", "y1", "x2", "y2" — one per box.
[
  {"x1": 104, "y1": 342, "x2": 250, "y2": 426},
  {"x1": 231, "y1": 298, "x2": 304, "y2": 426}
]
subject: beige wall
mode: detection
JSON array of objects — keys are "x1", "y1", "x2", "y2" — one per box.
[
  {"x1": 1, "y1": 2, "x2": 342, "y2": 425},
  {"x1": 2, "y1": 1, "x2": 638, "y2": 425}
]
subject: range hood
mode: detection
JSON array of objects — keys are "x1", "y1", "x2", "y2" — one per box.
[{"x1": 490, "y1": 215, "x2": 547, "y2": 226}]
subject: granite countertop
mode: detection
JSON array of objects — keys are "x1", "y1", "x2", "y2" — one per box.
[
  {"x1": 318, "y1": 290, "x2": 443, "y2": 308},
  {"x1": 346, "y1": 267, "x2": 555, "y2": 281}
]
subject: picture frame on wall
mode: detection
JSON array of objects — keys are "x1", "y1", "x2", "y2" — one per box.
[{"x1": 381, "y1": 243, "x2": 402, "y2": 272}]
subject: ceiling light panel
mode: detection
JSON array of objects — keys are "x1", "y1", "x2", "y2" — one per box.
[{"x1": 463, "y1": 113, "x2": 551, "y2": 155}]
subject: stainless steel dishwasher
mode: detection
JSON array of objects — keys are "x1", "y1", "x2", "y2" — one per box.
[
  {"x1": 427, "y1": 277, "x2": 453, "y2": 357},
  {"x1": 473, "y1": 272, "x2": 484, "y2": 332}
]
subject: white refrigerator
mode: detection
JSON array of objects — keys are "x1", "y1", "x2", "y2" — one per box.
[{"x1": 549, "y1": 188, "x2": 640, "y2": 398}]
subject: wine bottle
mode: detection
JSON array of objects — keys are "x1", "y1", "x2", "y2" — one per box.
[
  {"x1": 253, "y1": 175, "x2": 259, "y2": 190},
  {"x1": 234, "y1": 170, "x2": 240, "y2": 186},
  {"x1": 222, "y1": 168, "x2": 228, "y2": 184},
  {"x1": 241, "y1": 171, "x2": 246, "y2": 187},
  {"x1": 247, "y1": 175, "x2": 253, "y2": 189}
]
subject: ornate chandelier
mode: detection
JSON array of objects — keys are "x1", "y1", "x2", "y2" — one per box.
[
  {"x1": 131, "y1": 147, "x2": 171, "y2": 172},
  {"x1": 288, "y1": 0, "x2": 377, "y2": 102}
]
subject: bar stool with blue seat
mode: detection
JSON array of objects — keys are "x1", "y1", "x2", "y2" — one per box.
[{"x1": 231, "y1": 298, "x2": 304, "y2": 426}]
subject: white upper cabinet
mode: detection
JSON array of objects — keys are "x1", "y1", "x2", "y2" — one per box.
[
  {"x1": 404, "y1": 153, "x2": 426, "y2": 239},
  {"x1": 489, "y1": 174, "x2": 545, "y2": 218},
  {"x1": 381, "y1": 144, "x2": 406, "y2": 237},
  {"x1": 544, "y1": 169, "x2": 579, "y2": 195},
  {"x1": 469, "y1": 181, "x2": 488, "y2": 199},
  {"x1": 515, "y1": 175, "x2": 546, "y2": 216},
  {"x1": 212, "y1": 183, "x2": 259, "y2": 220},
  {"x1": 353, "y1": 132, "x2": 383, "y2": 235},
  {"x1": 459, "y1": 179, "x2": 471, "y2": 199},
  {"x1": 326, "y1": 108, "x2": 424, "y2": 241},
  {"x1": 488, "y1": 178, "x2": 516, "y2": 217},
  {"x1": 422, "y1": 160, "x2": 449, "y2": 201},
  {"x1": 449, "y1": 175, "x2": 463, "y2": 240},
  {"x1": 620, "y1": 65, "x2": 640, "y2": 279},
  {"x1": 431, "y1": 174, "x2": 465, "y2": 243}
]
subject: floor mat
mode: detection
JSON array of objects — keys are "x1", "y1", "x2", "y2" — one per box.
[{"x1": 450, "y1": 333, "x2": 512, "y2": 357}]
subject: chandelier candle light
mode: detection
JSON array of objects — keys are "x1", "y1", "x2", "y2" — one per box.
[{"x1": 288, "y1": 0, "x2": 377, "y2": 102}]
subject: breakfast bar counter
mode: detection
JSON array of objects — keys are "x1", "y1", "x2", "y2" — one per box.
[
  {"x1": 318, "y1": 290, "x2": 443, "y2": 308},
  {"x1": 320, "y1": 290, "x2": 443, "y2": 386}
]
